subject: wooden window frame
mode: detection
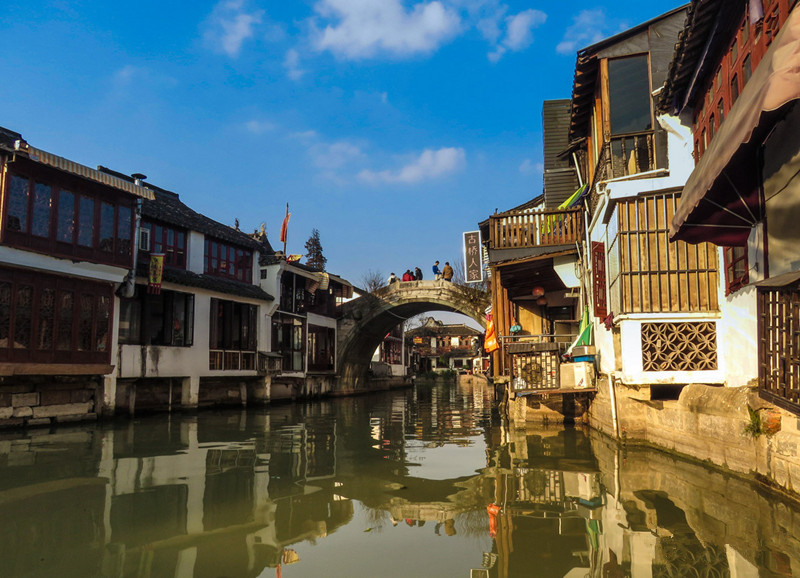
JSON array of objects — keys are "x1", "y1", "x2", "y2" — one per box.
[
  {"x1": 608, "y1": 192, "x2": 719, "y2": 314},
  {"x1": 119, "y1": 286, "x2": 195, "y2": 346},
  {"x1": 271, "y1": 313, "x2": 305, "y2": 372},
  {"x1": 209, "y1": 298, "x2": 258, "y2": 352},
  {"x1": 723, "y1": 246, "x2": 750, "y2": 295},
  {"x1": 591, "y1": 241, "x2": 608, "y2": 319},
  {"x1": 692, "y1": 1, "x2": 796, "y2": 162},
  {"x1": 1, "y1": 160, "x2": 135, "y2": 268},
  {"x1": 308, "y1": 324, "x2": 335, "y2": 372},
  {"x1": 139, "y1": 221, "x2": 187, "y2": 269},
  {"x1": 0, "y1": 266, "x2": 113, "y2": 364},
  {"x1": 203, "y1": 238, "x2": 253, "y2": 283}
]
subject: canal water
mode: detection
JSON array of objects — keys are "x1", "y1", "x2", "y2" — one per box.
[{"x1": 1, "y1": 378, "x2": 798, "y2": 578}]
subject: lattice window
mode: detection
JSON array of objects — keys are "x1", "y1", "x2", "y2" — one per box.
[
  {"x1": 511, "y1": 351, "x2": 560, "y2": 390},
  {"x1": 759, "y1": 287, "x2": 800, "y2": 415},
  {"x1": 0, "y1": 268, "x2": 112, "y2": 364},
  {"x1": 591, "y1": 241, "x2": 608, "y2": 319},
  {"x1": 609, "y1": 193, "x2": 719, "y2": 314},
  {"x1": 641, "y1": 322, "x2": 718, "y2": 371}
]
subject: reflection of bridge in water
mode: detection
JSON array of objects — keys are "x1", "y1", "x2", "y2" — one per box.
[{"x1": 335, "y1": 280, "x2": 490, "y2": 391}]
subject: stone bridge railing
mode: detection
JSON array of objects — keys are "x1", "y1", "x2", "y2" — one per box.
[{"x1": 335, "y1": 281, "x2": 489, "y2": 393}]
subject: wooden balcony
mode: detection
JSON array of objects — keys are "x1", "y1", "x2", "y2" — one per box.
[{"x1": 489, "y1": 208, "x2": 583, "y2": 250}]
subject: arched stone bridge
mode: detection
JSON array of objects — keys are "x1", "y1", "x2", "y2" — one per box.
[{"x1": 336, "y1": 280, "x2": 489, "y2": 392}]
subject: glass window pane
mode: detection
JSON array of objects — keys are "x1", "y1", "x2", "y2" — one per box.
[
  {"x1": 78, "y1": 294, "x2": 94, "y2": 351},
  {"x1": 185, "y1": 295, "x2": 194, "y2": 346},
  {"x1": 154, "y1": 224, "x2": 163, "y2": 253},
  {"x1": 78, "y1": 196, "x2": 95, "y2": 247},
  {"x1": 14, "y1": 285, "x2": 33, "y2": 349},
  {"x1": 608, "y1": 55, "x2": 652, "y2": 135},
  {"x1": 117, "y1": 205, "x2": 132, "y2": 257},
  {"x1": 743, "y1": 55, "x2": 752, "y2": 84},
  {"x1": 8, "y1": 175, "x2": 29, "y2": 232},
  {"x1": 32, "y1": 183, "x2": 52, "y2": 238},
  {"x1": 172, "y1": 293, "x2": 186, "y2": 345},
  {"x1": 38, "y1": 288, "x2": 55, "y2": 350},
  {"x1": 96, "y1": 295, "x2": 109, "y2": 351},
  {"x1": 57, "y1": 291, "x2": 74, "y2": 350},
  {"x1": 57, "y1": 190, "x2": 75, "y2": 243},
  {"x1": 0, "y1": 282, "x2": 10, "y2": 349},
  {"x1": 119, "y1": 298, "x2": 141, "y2": 344},
  {"x1": 99, "y1": 202, "x2": 115, "y2": 252}
]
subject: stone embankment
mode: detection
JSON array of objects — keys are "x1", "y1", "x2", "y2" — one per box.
[{"x1": 589, "y1": 380, "x2": 800, "y2": 500}]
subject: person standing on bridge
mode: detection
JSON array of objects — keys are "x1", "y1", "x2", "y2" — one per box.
[
  {"x1": 414, "y1": 267, "x2": 423, "y2": 280},
  {"x1": 432, "y1": 261, "x2": 441, "y2": 280},
  {"x1": 402, "y1": 270, "x2": 414, "y2": 282},
  {"x1": 388, "y1": 272, "x2": 398, "y2": 284},
  {"x1": 442, "y1": 262, "x2": 454, "y2": 282}
]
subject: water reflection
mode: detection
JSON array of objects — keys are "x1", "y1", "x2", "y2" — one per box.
[{"x1": 0, "y1": 379, "x2": 797, "y2": 577}]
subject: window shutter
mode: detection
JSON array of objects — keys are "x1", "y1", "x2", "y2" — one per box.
[{"x1": 592, "y1": 242, "x2": 608, "y2": 319}]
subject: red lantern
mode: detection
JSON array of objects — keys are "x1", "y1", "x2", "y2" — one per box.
[
  {"x1": 536, "y1": 296, "x2": 547, "y2": 306},
  {"x1": 532, "y1": 286, "x2": 545, "y2": 298}
]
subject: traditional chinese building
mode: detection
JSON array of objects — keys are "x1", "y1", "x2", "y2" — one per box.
[
  {"x1": 406, "y1": 317, "x2": 482, "y2": 373},
  {"x1": 0, "y1": 126, "x2": 152, "y2": 425},
  {"x1": 661, "y1": 1, "x2": 800, "y2": 409},
  {"x1": 260, "y1": 257, "x2": 353, "y2": 400},
  {"x1": 101, "y1": 169, "x2": 277, "y2": 413}
]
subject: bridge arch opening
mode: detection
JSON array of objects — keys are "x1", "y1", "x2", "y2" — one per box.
[{"x1": 336, "y1": 281, "x2": 488, "y2": 392}]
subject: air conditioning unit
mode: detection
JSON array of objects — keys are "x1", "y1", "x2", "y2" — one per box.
[{"x1": 138, "y1": 227, "x2": 151, "y2": 252}]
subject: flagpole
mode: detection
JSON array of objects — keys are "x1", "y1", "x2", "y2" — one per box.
[{"x1": 283, "y1": 203, "x2": 288, "y2": 257}]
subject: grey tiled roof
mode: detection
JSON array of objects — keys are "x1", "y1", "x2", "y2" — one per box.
[
  {"x1": 135, "y1": 263, "x2": 273, "y2": 302},
  {"x1": 97, "y1": 166, "x2": 275, "y2": 253}
]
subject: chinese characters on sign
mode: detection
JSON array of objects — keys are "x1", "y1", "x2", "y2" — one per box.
[{"x1": 463, "y1": 230, "x2": 483, "y2": 283}]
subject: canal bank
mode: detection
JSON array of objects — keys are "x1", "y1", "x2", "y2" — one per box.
[
  {"x1": 504, "y1": 375, "x2": 800, "y2": 503},
  {"x1": 1, "y1": 378, "x2": 798, "y2": 576},
  {"x1": 589, "y1": 380, "x2": 800, "y2": 502}
]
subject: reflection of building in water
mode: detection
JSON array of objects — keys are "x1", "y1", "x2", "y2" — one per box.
[
  {"x1": 0, "y1": 410, "x2": 356, "y2": 578},
  {"x1": 483, "y1": 426, "x2": 603, "y2": 578}
]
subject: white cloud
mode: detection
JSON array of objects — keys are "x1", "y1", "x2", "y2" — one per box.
[
  {"x1": 504, "y1": 10, "x2": 546, "y2": 50},
  {"x1": 519, "y1": 159, "x2": 543, "y2": 175},
  {"x1": 556, "y1": 9, "x2": 612, "y2": 55},
  {"x1": 358, "y1": 147, "x2": 466, "y2": 184},
  {"x1": 311, "y1": 141, "x2": 365, "y2": 170},
  {"x1": 203, "y1": 0, "x2": 264, "y2": 57},
  {"x1": 488, "y1": 8, "x2": 546, "y2": 62},
  {"x1": 113, "y1": 65, "x2": 140, "y2": 86},
  {"x1": 284, "y1": 48, "x2": 306, "y2": 80},
  {"x1": 244, "y1": 119, "x2": 275, "y2": 134},
  {"x1": 312, "y1": 0, "x2": 462, "y2": 59}
]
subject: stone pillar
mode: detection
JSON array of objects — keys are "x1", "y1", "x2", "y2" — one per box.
[
  {"x1": 181, "y1": 376, "x2": 200, "y2": 409},
  {"x1": 101, "y1": 375, "x2": 117, "y2": 416},
  {"x1": 249, "y1": 376, "x2": 271, "y2": 405}
]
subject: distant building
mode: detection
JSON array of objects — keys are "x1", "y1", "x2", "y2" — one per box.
[
  {"x1": 260, "y1": 257, "x2": 353, "y2": 399},
  {"x1": 406, "y1": 317, "x2": 482, "y2": 372},
  {"x1": 372, "y1": 323, "x2": 406, "y2": 378}
]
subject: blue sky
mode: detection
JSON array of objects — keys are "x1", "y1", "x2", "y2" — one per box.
[{"x1": 2, "y1": 0, "x2": 682, "y2": 291}]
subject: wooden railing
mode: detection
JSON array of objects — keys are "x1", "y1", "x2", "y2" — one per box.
[
  {"x1": 209, "y1": 350, "x2": 256, "y2": 371},
  {"x1": 609, "y1": 131, "x2": 656, "y2": 179},
  {"x1": 489, "y1": 208, "x2": 583, "y2": 250}
]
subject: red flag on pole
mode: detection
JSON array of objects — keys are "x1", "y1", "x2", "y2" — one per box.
[{"x1": 280, "y1": 212, "x2": 290, "y2": 243}]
